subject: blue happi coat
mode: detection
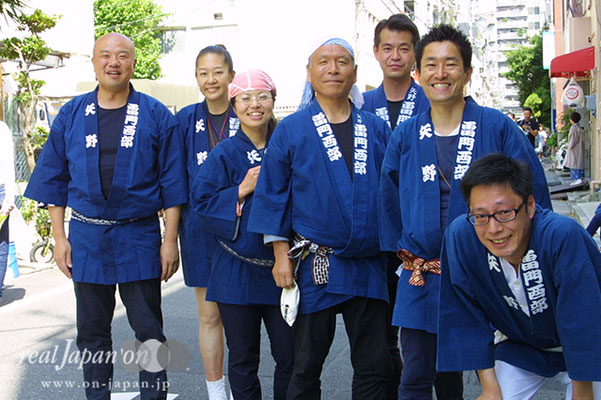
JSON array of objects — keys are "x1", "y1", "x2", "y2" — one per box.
[
  {"x1": 438, "y1": 206, "x2": 601, "y2": 381},
  {"x1": 379, "y1": 98, "x2": 552, "y2": 333},
  {"x1": 248, "y1": 100, "x2": 391, "y2": 314},
  {"x1": 176, "y1": 101, "x2": 239, "y2": 287},
  {"x1": 192, "y1": 129, "x2": 280, "y2": 305},
  {"x1": 362, "y1": 79, "x2": 429, "y2": 128},
  {"x1": 24, "y1": 86, "x2": 187, "y2": 284}
]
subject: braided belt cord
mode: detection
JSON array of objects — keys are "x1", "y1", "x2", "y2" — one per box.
[
  {"x1": 70, "y1": 210, "x2": 141, "y2": 226},
  {"x1": 218, "y1": 240, "x2": 275, "y2": 267},
  {"x1": 287, "y1": 232, "x2": 333, "y2": 285}
]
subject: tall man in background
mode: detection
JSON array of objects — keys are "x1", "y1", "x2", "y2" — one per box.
[
  {"x1": 363, "y1": 13, "x2": 429, "y2": 132},
  {"x1": 362, "y1": 13, "x2": 430, "y2": 398},
  {"x1": 25, "y1": 33, "x2": 187, "y2": 399}
]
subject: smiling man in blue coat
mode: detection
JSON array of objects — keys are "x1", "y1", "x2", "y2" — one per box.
[
  {"x1": 439, "y1": 153, "x2": 601, "y2": 400},
  {"x1": 25, "y1": 33, "x2": 186, "y2": 400}
]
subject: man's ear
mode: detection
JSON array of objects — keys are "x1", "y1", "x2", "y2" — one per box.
[{"x1": 527, "y1": 194, "x2": 536, "y2": 219}]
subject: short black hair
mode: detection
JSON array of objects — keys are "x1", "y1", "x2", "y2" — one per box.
[
  {"x1": 195, "y1": 44, "x2": 234, "y2": 74},
  {"x1": 571, "y1": 111, "x2": 581, "y2": 123},
  {"x1": 415, "y1": 24, "x2": 472, "y2": 72},
  {"x1": 374, "y1": 14, "x2": 420, "y2": 48},
  {"x1": 523, "y1": 107, "x2": 533, "y2": 113},
  {"x1": 460, "y1": 153, "x2": 533, "y2": 206}
]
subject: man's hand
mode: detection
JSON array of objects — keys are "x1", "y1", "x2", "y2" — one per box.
[
  {"x1": 272, "y1": 240, "x2": 295, "y2": 288},
  {"x1": 273, "y1": 255, "x2": 295, "y2": 289},
  {"x1": 160, "y1": 206, "x2": 181, "y2": 282},
  {"x1": 160, "y1": 238, "x2": 179, "y2": 282},
  {"x1": 48, "y1": 206, "x2": 72, "y2": 279},
  {"x1": 53, "y1": 237, "x2": 73, "y2": 279}
]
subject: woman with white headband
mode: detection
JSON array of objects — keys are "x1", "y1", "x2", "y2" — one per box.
[{"x1": 192, "y1": 69, "x2": 293, "y2": 400}]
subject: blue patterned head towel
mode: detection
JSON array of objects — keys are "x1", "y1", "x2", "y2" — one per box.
[{"x1": 298, "y1": 37, "x2": 364, "y2": 111}]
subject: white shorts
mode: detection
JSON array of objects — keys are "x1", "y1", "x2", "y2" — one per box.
[{"x1": 494, "y1": 360, "x2": 601, "y2": 400}]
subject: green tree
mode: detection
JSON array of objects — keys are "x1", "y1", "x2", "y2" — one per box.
[
  {"x1": 94, "y1": 0, "x2": 167, "y2": 80},
  {"x1": 504, "y1": 32, "x2": 551, "y2": 128},
  {"x1": 0, "y1": 9, "x2": 59, "y2": 173},
  {"x1": 0, "y1": 0, "x2": 26, "y2": 24}
]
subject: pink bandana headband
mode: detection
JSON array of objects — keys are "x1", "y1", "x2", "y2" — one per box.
[{"x1": 229, "y1": 69, "x2": 277, "y2": 99}]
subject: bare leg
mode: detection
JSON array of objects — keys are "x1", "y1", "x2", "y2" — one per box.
[{"x1": 194, "y1": 287, "x2": 225, "y2": 381}]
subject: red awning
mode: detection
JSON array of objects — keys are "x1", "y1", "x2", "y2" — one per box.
[{"x1": 550, "y1": 46, "x2": 595, "y2": 78}]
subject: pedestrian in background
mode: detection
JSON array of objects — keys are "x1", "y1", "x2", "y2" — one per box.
[
  {"x1": 0, "y1": 121, "x2": 16, "y2": 298},
  {"x1": 175, "y1": 44, "x2": 239, "y2": 400},
  {"x1": 535, "y1": 123, "x2": 548, "y2": 159},
  {"x1": 518, "y1": 107, "x2": 539, "y2": 148},
  {"x1": 563, "y1": 111, "x2": 585, "y2": 184}
]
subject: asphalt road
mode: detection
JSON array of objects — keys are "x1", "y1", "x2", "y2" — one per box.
[
  {"x1": 1, "y1": 161, "x2": 575, "y2": 399},
  {"x1": 1, "y1": 265, "x2": 567, "y2": 399}
]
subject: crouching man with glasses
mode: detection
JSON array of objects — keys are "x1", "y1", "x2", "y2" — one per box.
[{"x1": 437, "y1": 153, "x2": 601, "y2": 400}]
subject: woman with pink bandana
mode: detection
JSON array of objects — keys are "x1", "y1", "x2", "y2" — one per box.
[{"x1": 191, "y1": 69, "x2": 293, "y2": 400}]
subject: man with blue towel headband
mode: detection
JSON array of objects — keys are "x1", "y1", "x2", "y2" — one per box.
[{"x1": 248, "y1": 37, "x2": 393, "y2": 399}]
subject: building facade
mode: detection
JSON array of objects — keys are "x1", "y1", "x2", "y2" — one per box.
[{"x1": 550, "y1": 0, "x2": 599, "y2": 180}]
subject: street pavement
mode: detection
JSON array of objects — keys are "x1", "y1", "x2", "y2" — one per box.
[{"x1": 0, "y1": 162, "x2": 593, "y2": 400}]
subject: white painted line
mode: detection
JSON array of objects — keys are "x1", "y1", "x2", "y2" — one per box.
[
  {"x1": 111, "y1": 393, "x2": 178, "y2": 399},
  {"x1": 111, "y1": 393, "x2": 138, "y2": 400}
]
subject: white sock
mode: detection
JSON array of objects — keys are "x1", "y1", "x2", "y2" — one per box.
[{"x1": 206, "y1": 377, "x2": 228, "y2": 400}]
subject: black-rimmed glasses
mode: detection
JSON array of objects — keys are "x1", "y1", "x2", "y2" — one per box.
[{"x1": 467, "y1": 201, "x2": 526, "y2": 226}]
